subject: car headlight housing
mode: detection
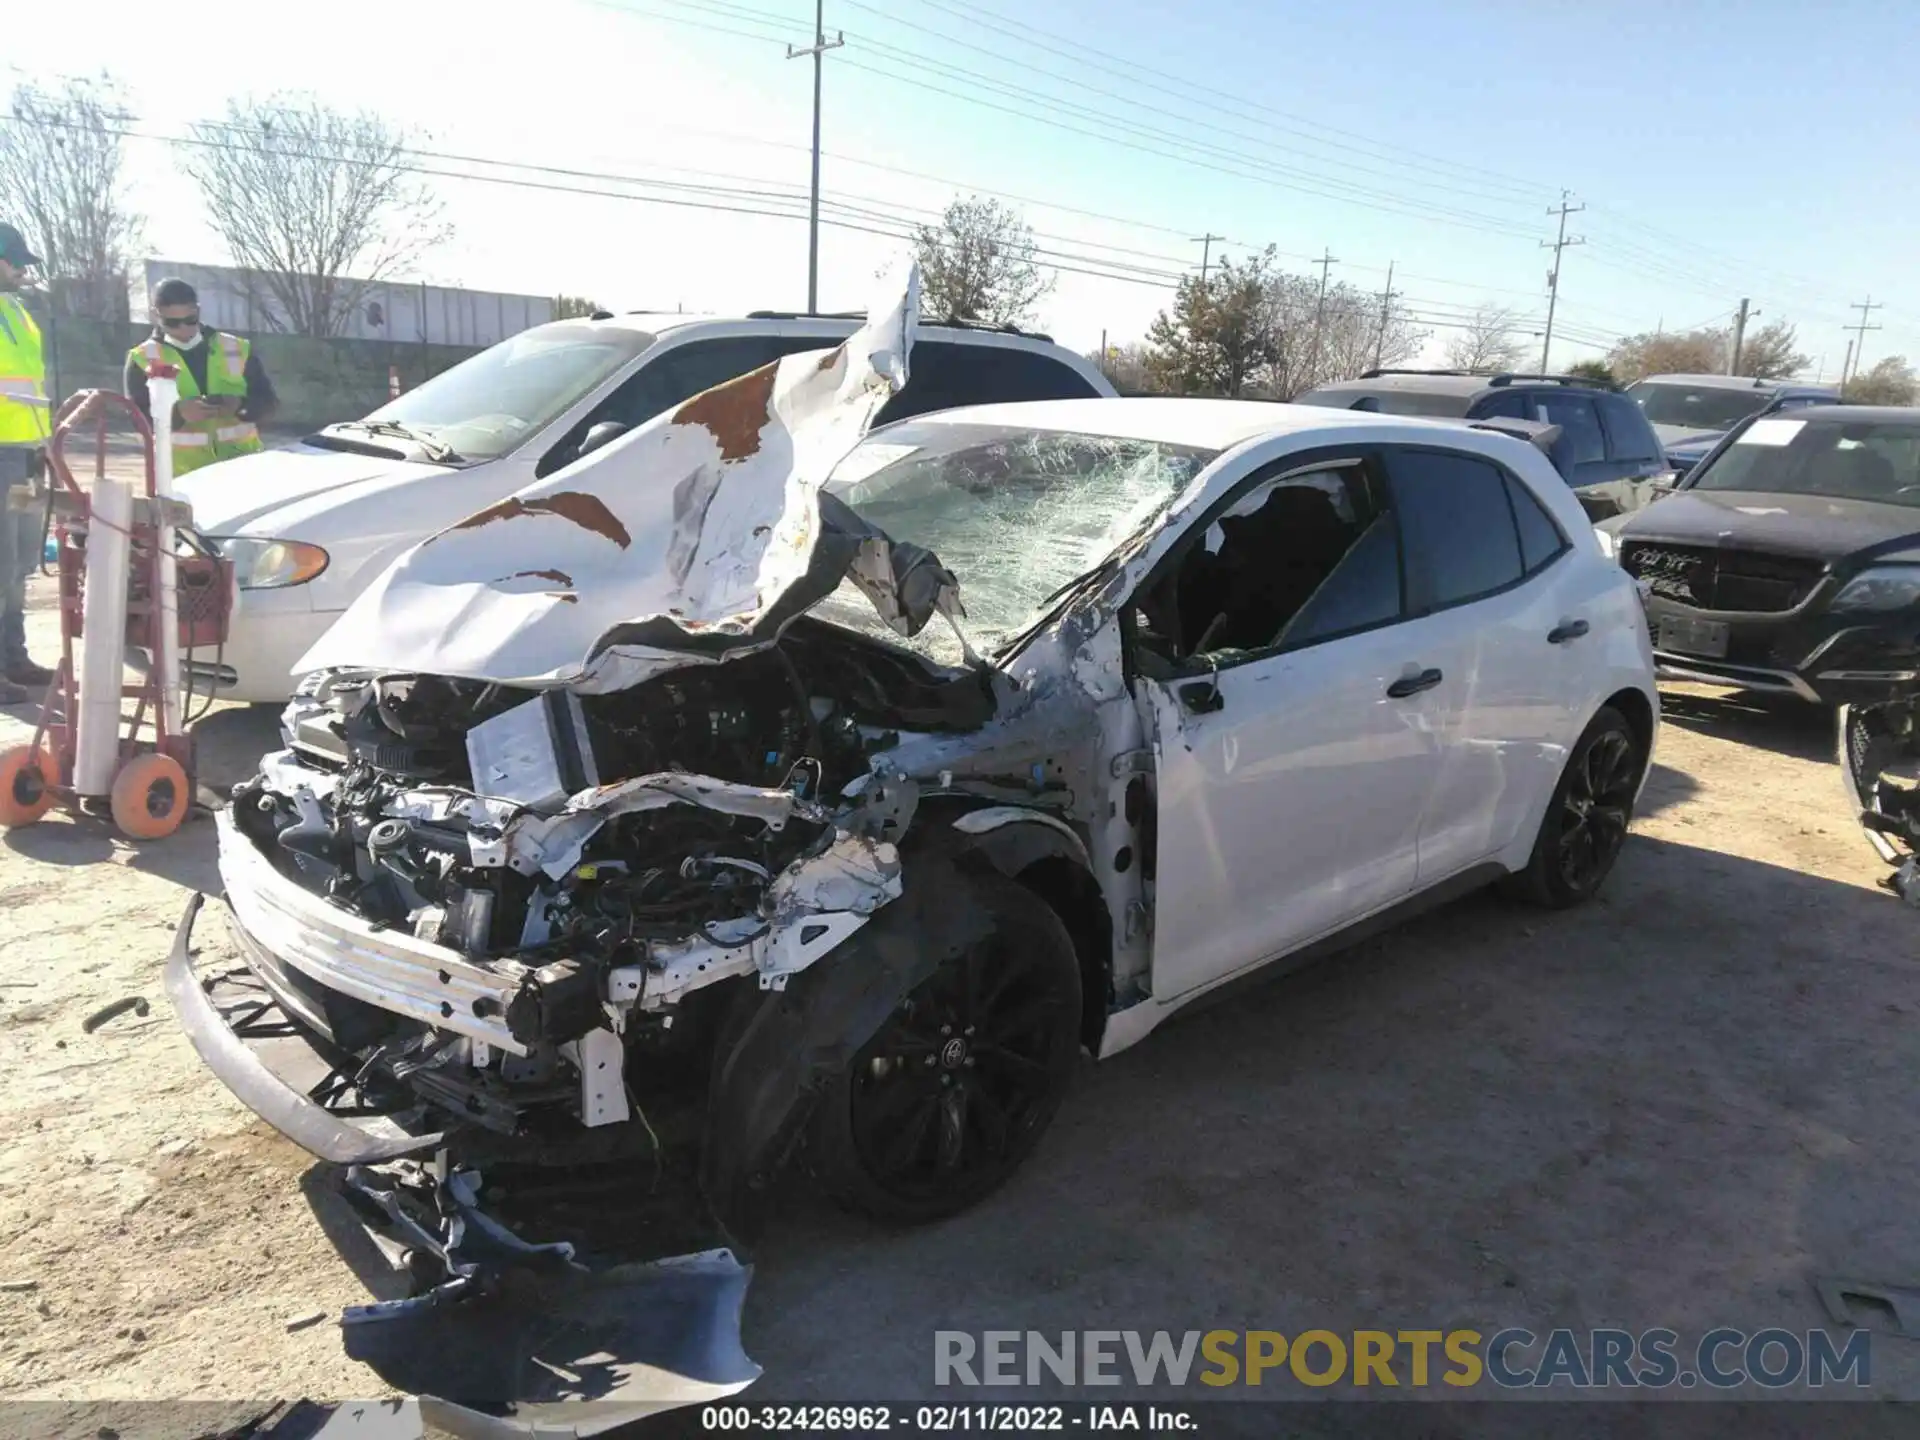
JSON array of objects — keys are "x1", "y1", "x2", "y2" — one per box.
[
  {"x1": 206, "y1": 536, "x2": 330, "y2": 589},
  {"x1": 1830, "y1": 566, "x2": 1920, "y2": 614}
]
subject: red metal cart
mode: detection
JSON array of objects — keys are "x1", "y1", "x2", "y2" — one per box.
[{"x1": 0, "y1": 389, "x2": 233, "y2": 838}]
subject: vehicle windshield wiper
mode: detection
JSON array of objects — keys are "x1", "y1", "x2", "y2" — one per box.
[{"x1": 334, "y1": 419, "x2": 464, "y2": 464}]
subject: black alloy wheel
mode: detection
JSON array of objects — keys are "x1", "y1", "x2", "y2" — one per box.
[
  {"x1": 1511, "y1": 705, "x2": 1646, "y2": 909},
  {"x1": 812, "y1": 874, "x2": 1082, "y2": 1223}
]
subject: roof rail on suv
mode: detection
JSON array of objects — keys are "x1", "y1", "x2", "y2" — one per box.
[
  {"x1": 1357, "y1": 367, "x2": 1481, "y2": 379},
  {"x1": 743, "y1": 308, "x2": 1055, "y2": 342},
  {"x1": 1483, "y1": 372, "x2": 1621, "y2": 392}
]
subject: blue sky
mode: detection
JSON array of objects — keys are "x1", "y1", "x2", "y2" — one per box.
[{"x1": 9, "y1": 0, "x2": 1918, "y2": 371}]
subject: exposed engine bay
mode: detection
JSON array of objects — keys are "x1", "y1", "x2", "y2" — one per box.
[
  {"x1": 1841, "y1": 697, "x2": 1920, "y2": 903},
  {"x1": 219, "y1": 617, "x2": 995, "y2": 1146}
]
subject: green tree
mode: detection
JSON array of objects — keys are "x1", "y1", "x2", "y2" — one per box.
[
  {"x1": 1844, "y1": 356, "x2": 1917, "y2": 406},
  {"x1": 553, "y1": 295, "x2": 604, "y2": 319},
  {"x1": 1143, "y1": 250, "x2": 1278, "y2": 397},
  {"x1": 911, "y1": 195, "x2": 1053, "y2": 327},
  {"x1": 1563, "y1": 359, "x2": 1617, "y2": 385},
  {"x1": 1734, "y1": 319, "x2": 1808, "y2": 380}
]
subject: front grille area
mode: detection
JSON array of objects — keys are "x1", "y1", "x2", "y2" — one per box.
[{"x1": 1621, "y1": 542, "x2": 1826, "y2": 613}]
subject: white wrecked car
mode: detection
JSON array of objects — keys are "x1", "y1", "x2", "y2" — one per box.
[{"x1": 169, "y1": 275, "x2": 1659, "y2": 1235}]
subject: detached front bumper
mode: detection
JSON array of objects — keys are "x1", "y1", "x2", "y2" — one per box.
[{"x1": 164, "y1": 892, "x2": 445, "y2": 1164}]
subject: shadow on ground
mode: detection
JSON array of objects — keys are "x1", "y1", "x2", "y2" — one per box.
[
  {"x1": 283, "y1": 831, "x2": 1920, "y2": 1422},
  {"x1": 1658, "y1": 683, "x2": 1837, "y2": 763}
]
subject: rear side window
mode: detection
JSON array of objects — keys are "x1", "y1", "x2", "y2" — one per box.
[
  {"x1": 1596, "y1": 393, "x2": 1662, "y2": 463},
  {"x1": 877, "y1": 341, "x2": 1099, "y2": 424},
  {"x1": 600, "y1": 335, "x2": 815, "y2": 427},
  {"x1": 1507, "y1": 475, "x2": 1568, "y2": 574},
  {"x1": 1385, "y1": 448, "x2": 1526, "y2": 610},
  {"x1": 1472, "y1": 391, "x2": 1530, "y2": 420},
  {"x1": 1528, "y1": 392, "x2": 1606, "y2": 467}
]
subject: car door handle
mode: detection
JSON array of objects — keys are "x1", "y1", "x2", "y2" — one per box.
[
  {"x1": 1548, "y1": 619, "x2": 1590, "y2": 644},
  {"x1": 1178, "y1": 679, "x2": 1224, "y2": 714},
  {"x1": 1386, "y1": 667, "x2": 1443, "y2": 699}
]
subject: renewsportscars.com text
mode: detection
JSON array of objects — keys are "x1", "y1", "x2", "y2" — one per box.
[{"x1": 934, "y1": 1327, "x2": 1870, "y2": 1390}]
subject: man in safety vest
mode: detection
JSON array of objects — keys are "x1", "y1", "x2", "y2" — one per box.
[
  {"x1": 0, "y1": 222, "x2": 54, "y2": 705},
  {"x1": 123, "y1": 277, "x2": 279, "y2": 475}
]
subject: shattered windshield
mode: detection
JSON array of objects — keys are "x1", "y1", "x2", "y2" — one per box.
[{"x1": 817, "y1": 422, "x2": 1219, "y2": 664}]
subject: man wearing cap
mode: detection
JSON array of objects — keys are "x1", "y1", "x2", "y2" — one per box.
[
  {"x1": 0, "y1": 222, "x2": 56, "y2": 704},
  {"x1": 124, "y1": 277, "x2": 278, "y2": 475}
]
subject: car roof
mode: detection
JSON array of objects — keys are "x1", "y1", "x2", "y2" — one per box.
[
  {"x1": 510, "y1": 313, "x2": 1071, "y2": 349},
  {"x1": 1305, "y1": 373, "x2": 1491, "y2": 397},
  {"x1": 1766, "y1": 405, "x2": 1920, "y2": 424},
  {"x1": 893, "y1": 395, "x2": 1499, "y2": 450},
  {"x1": 1637, "y1": 372, "x2": 1835, "y2": 394}
]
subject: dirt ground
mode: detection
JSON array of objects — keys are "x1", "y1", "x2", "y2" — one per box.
[{"x1": 3, "y1": 552, "x2": 1919, "y2": 1421}]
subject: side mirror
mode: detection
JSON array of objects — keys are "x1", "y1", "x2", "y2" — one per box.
[{"x1": 577, "y1": 420, "x2": 629, "y2": 458}]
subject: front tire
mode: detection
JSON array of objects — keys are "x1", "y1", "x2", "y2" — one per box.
[
  {"x1": 1508, "y1": 705, "x2": 1645, "y2": 908},
  {"x1": 810, "y1": 872, "x2": 1082, "y2": 1224}
]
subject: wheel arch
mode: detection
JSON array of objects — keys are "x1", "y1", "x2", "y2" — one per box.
[
  {"x1": 1602, "y1": 684, "x2": 1657, "y2": 781},
  {"x1": 942, "y1": 804, "x2": 1115, "y2": 1058}
]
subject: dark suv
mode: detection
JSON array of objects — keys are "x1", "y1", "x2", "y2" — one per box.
[
  {"x1": 1293, "y1": 369, "x2": 1672, "y2": 520},
  {"x1": 1613, "y1": 404, "x2": 1920, "y2": 707}
]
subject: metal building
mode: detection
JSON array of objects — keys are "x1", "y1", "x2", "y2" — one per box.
[{"x1": 136, "y1": 261, "x2": 555, "y2": 346}]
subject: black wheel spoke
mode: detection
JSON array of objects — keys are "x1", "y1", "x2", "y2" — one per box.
[
  {"x1": 936, "y1": 1087, "x2": 969, "y2": 1171},
  {"x1": 975, "y1": 1043, "x2": 1052, "y2": 1094},
  {"x1": 966, "y1": 1078, "x2": 1013, "y2": 1157},
  {"x1": 878, "y1": 1092, "x2": 939, "y2": 1175}
]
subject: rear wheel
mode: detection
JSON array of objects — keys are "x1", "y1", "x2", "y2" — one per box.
[
  {"x1": 811, "y1": 874, "x2": 1082, "y2": 1223},
  {"x1": 109, "y1": 752, "x2": 191, "y2": 840},
  {"x1": 1508, "y1": 705, "x2": 1644, "y2": 908}
]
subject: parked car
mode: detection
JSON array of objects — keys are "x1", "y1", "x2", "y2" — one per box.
[
  {"x1": 1625, "y1": 372, "x2": 1838, "y2": 478},
  {"x1": 168, "y1": 299, "x2": 1658, "y2": 1243},
  {"x1": 1293, "y1": 368, "x2": 1672, "y2": 520},
  {"x1": 171, "y1": 310, "x2": 1114, "y2": 702},
  {"x1": 1611, "y1": 404, "x2": 1920, "y2": 705}
]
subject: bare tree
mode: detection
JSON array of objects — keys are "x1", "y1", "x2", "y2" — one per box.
[
  {"x1": 1605, "y1": 328, "x2": 1727, "y2": 384},
  {"x1": 1443, "y1": 303, "x2": 1529, "y2": 373},
  {"x1": 1089, "y1": 340, "x2": 1161, "y2": 395},
  {"x1": 0, "y1": 75, "x2": 141, "y2": 320},
  {"x1": 553, "y1": 295, "x2": 604, "y2": 319},
  {"x1": 1844, "y1": 356, "x2": 1917, "y2": 406},
  {"x1": 181, "y1": 96, "x2": 446, "y2": 337},
  {"x1": 911, "y1": 195, "x2": 1054, "y2": 327}
]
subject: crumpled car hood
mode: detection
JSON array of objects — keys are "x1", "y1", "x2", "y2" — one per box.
[{"x1": 297, "y1": 267, "x2": 958, "y2": 692}]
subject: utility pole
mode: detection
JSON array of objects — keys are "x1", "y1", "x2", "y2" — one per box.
[
  {"x1": 1308, "y1": 247, "x2": 1338, "y2": 380},
  {"x1": 1539, "y1": 190, "x2": 1585, "y2": 372},
  {"x1": 1841, "y1": 339, "x2": 1854, "y2": 390},
  {"x1": 787, "y1": 0, "x2": 844, "y2": 314},
  {"x1": 1191, "y1": 233, "x2": 1225, "y2": 286},
  {"x1": 1843, "y1": 296, "x2": 1884, "y2": 386},
  {"x1": 1729, "y1": 298, "x2": 1754, "y2": 375},
  {"x1": 1372, "y1": 260, "x2": 1398, "y2": 371}
]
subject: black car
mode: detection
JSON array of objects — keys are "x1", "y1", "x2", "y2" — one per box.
[
  {"x1": 1611, "y1": 405, "x2": 1920, "y2": 706},
  {"x1": 1293, "y1": 369, "x2": 1671, "y2": 520}
]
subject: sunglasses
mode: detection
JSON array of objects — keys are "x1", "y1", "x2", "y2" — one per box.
[{"x1": 159, "y1": 312, "x2": 201, "y2": 330}]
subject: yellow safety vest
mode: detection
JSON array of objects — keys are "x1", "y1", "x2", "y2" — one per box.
[
  {"x1": 129, "y1": 330, "x2": 264, "y2": 475},
  {"x1": 0, "y1": 293, "x2": 49, "y2": 447}
]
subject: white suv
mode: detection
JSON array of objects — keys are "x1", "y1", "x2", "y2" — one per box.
[{"x1": 173, "y1": 312, "x2": 1112, "y2": 702}]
